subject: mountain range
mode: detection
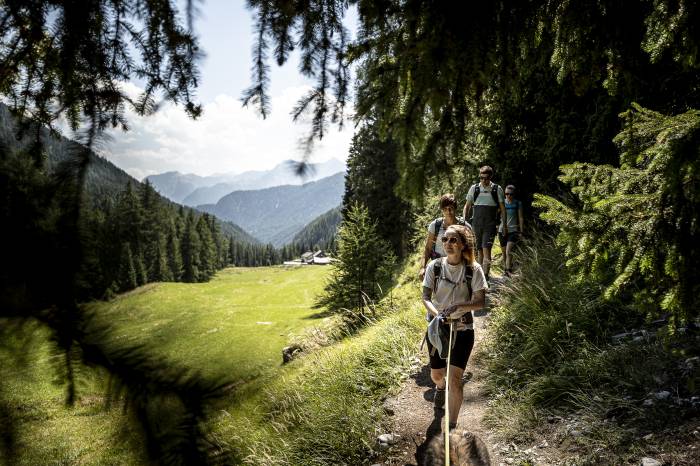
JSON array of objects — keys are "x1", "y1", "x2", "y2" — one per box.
[
  {"x1": 146, "y1": 158, "x2": 345, "y2": 205},
  {"x1": 198, "y1": 172, "x2": 346, "y2": 246}
]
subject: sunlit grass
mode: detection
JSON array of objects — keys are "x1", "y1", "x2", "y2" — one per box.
[{"x1": 2, "y1": 265, "x2": 330, "y2": 464}]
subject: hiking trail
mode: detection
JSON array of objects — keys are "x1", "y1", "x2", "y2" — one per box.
[{"x1": 376, "y1": 306, "x2": 505, "y2": 466}]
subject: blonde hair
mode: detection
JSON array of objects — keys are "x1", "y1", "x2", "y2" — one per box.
[{"x1": 445, "y1": 224, "x2": 476, "y2": 265}]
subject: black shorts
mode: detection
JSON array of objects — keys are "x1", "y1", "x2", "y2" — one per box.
[
  {"x1": 498, "y1": 231, "x2": 520, "y2": 248},
  {"x1": 426, "y1": 329, "x2": 475, "y2": 370},
  {"x1": 473, "y1": 223, "x2": 497, "y2": 250}
]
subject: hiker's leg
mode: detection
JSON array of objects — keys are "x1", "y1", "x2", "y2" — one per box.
[
  {"x1": 498, "y1": 232, "x2": 508, "y2": 271},
  {"x1": 447, "y1": 365, "x2": 465, "y2": 423},
  {"x1": 482, "y1": 246, "x2": 492, "y2": 278},
  {"x1": 431, "y1": 367, "x2": 447, "y2": 389},
  {"x1": 505, "y1": 240, "x2": 515, "y2": 271},
  {"x1": 481, "y1": 224, "x2": 496, "y2": 277}
]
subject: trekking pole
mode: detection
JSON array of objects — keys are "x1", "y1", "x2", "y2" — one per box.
[{"x1": 444, "y1": 321, "x2": 454, "y2": 466}]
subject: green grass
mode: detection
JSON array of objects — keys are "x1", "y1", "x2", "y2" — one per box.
[
  {"x1": 2, "y1": 265, "x2": 331, "y2": 465},
  {"x1": 212, "y1": 274, "x2": 426, "y2": 465},
  {"x1": 88, "y1": 266, "x2": 330, "y2": 383}
]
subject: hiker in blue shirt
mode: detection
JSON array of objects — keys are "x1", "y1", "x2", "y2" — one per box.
[
  {"x1": 422, "y1": 224, "x2": 487, "y2": 429},
  {"x1": 462, "y1": 166, "x2": 506, "y2": 280},
  {"x1": 419, "y1": 194, "x2": 471, "y2": 280},
  {"x1": 498, "y1": 185, "x2": 524, "y2": 277}
]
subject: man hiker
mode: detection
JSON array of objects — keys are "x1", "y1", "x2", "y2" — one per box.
[{"x1": 462, "y1": 166, "x2": 506, "y2": 280}]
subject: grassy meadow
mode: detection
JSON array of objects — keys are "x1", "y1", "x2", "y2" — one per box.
[{"x1": 2, "y1": 265, "x2": 335, "y2": 465}]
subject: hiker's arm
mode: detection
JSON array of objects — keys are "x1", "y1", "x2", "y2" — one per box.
[
  {"x1": 443, "y1": 289, "x2": 486, "y2": 319},
  {"x1": 518, "y1": 204, "x2": 524, "y2": 234},
  {"x1": 422, "y1": 287, "x2": 440, "y2": 318},
  {"x1": 499, "y1": 201, "x2": 508, "y2": 234},
  {"x1": 419, "y1": 232, "x2": 436, "y2": 279},
  {"x1": 463, "y1": 200, "x2": 472, "y2": 221}
]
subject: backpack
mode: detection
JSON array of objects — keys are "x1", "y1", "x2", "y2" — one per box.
[
  {"x1": 472, "y1": 183, "x2": 501, "y2": 205},
  {"x1": 430, "y1": 216, "x2": 467, "y2": 259}
]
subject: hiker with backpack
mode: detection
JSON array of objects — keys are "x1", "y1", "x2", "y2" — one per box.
[
  {"x1": 462, "y1": 166, "x2": 506, "y2": 280},
  {"x1": 498, "y1": 184, "x2": 524, "y2": 277},
  {"x1": 419, "y1": 194, "x2": 471, "y2": 280},
  {"x1": 422, "y1": 224, "x2": 487, "y2": 430}
]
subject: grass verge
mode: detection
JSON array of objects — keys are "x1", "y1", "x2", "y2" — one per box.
[{"x1": 481, "y1": 235, "x2": 700, "y2": 464}]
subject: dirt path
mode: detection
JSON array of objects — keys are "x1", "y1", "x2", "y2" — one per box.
[{"x1": 377, "y1": 309, "x2": 503, "y2": 466}]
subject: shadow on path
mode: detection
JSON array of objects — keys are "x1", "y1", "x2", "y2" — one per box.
[{"x1": 414, "y1": 406, "x2": 444, "y2": 466}]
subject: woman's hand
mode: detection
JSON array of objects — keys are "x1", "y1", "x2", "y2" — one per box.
[{"x1": 443, "y1": 304, "x2": 462, "y2": 318}]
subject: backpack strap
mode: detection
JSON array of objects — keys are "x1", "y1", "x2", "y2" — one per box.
[
  {"x1": 432, "y1": 257, "x2": 443, "y2": 293},
  {"x1": 464, "y1": 265, "x2": 473, "y2": 301},
  {"x1": 431, "y1": 217, "x2": 444, "y2": 257},
  {"x1": 490, "y1": 183, "x2": 500, "y2": 205},
  {"x1": 473, "y1": 183, "x2": 501, "y2": 205},
  {"x1": 434, "y1": 217, "x2": 444, "y2": 237}
]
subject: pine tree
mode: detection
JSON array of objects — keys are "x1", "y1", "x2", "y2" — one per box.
[
  {"x1": 167, "y1": 224, "x2": 184, "y2": 281},
  {"x1": 534, "y1": 105, "x2": 700, "y2": 324},
  {"x1": 316, "y1": 203, "x2": 396, "y2": 322},
  {"x1": 196, "y1": 214, "x2": 216, "y2": 281},
  {"x1": 118, "y1": 242, "x2": 138, "y2": 291},
  {"x1": 344, "y1": 121, "x2": 412, "y2": 256},
  {"x1": 181, "y1": 213, "x2": 201, "y2": 283}
]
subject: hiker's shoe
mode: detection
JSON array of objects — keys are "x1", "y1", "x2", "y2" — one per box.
[{"x1": 433, "y1": 387, "x2": 446, "y2": 409}]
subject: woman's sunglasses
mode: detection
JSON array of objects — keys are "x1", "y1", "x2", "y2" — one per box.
[
  {"x1": 440, "y1": 236, "x2": 460, "y2": 245},
  {"x1": 505, "y1": 192, "x2": 513, "y2": 196}
]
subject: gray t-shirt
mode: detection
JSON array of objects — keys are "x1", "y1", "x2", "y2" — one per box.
[{"x1": 422, "y1": 258, "x2": 488, "y2": 312}]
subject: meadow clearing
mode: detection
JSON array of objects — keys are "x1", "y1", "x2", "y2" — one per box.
[{"x1": 1, "y1": 265, "x2": 332, "y2": 465}]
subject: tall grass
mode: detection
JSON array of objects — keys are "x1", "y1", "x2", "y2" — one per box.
[
  {"x1": 217, "y1": 284, "x2": 426, "y2": 465},
  {"x1": 482, "y1": 234, "x2": 700, "y2": 452}
]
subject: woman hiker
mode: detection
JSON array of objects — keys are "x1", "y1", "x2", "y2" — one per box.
[
  {"x1": 418, "y1": 193, "x2": 470, "y2": 280},
  {"x1": 422, "y1": 224, "x2": 487, "y2": 430},
  {"x1": 498, "y1": 184, "x2": 524, "y2": 277}
]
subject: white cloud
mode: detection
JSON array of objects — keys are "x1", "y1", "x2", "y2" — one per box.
[{"x1": 101, "y1": 84, "x2": 354, "y2": 180}]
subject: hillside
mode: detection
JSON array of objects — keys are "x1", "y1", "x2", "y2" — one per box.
[
  {"x1": 199, "y1": 172, "x2": 345, "y2": 246},
  {"x1": 289, "y1": 206, "x2": 342, "y2": 251},
  {"x1": 0, "y1": 103, "x2": 256, "y2": 246}
]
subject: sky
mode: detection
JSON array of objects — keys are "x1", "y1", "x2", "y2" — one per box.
[{"x1": 100, "y1": 0, "x2": 357, "y2": 180}]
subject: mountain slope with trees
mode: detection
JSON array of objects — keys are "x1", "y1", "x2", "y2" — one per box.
[{"x1": 199, "y1": 172, "x2": 345, "y2": 246}]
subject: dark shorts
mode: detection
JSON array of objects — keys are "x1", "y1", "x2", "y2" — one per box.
[
  {"x1": 473, "y1": 223, "x2": 497, "y2": 250},
  {"x1": 499, "y1": 231, "x2": 521, "y2": 248},
  {"x1": 426, "y1": 329, "x2": 475, "y2": 370}
]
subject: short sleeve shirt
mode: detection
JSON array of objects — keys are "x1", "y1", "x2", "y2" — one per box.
[
  {"x1": 466, "y1": 182, "x2": 505, "y2": 206},
  {"x1": 422, "y1": 258, "x2": 488, "y2": 311},
  {"x1": 499, "y1": 199, "x2": 522, "y2": 232},
  {"x1": 427, "y1": 218, "x2": 448, "y2": 257}
]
